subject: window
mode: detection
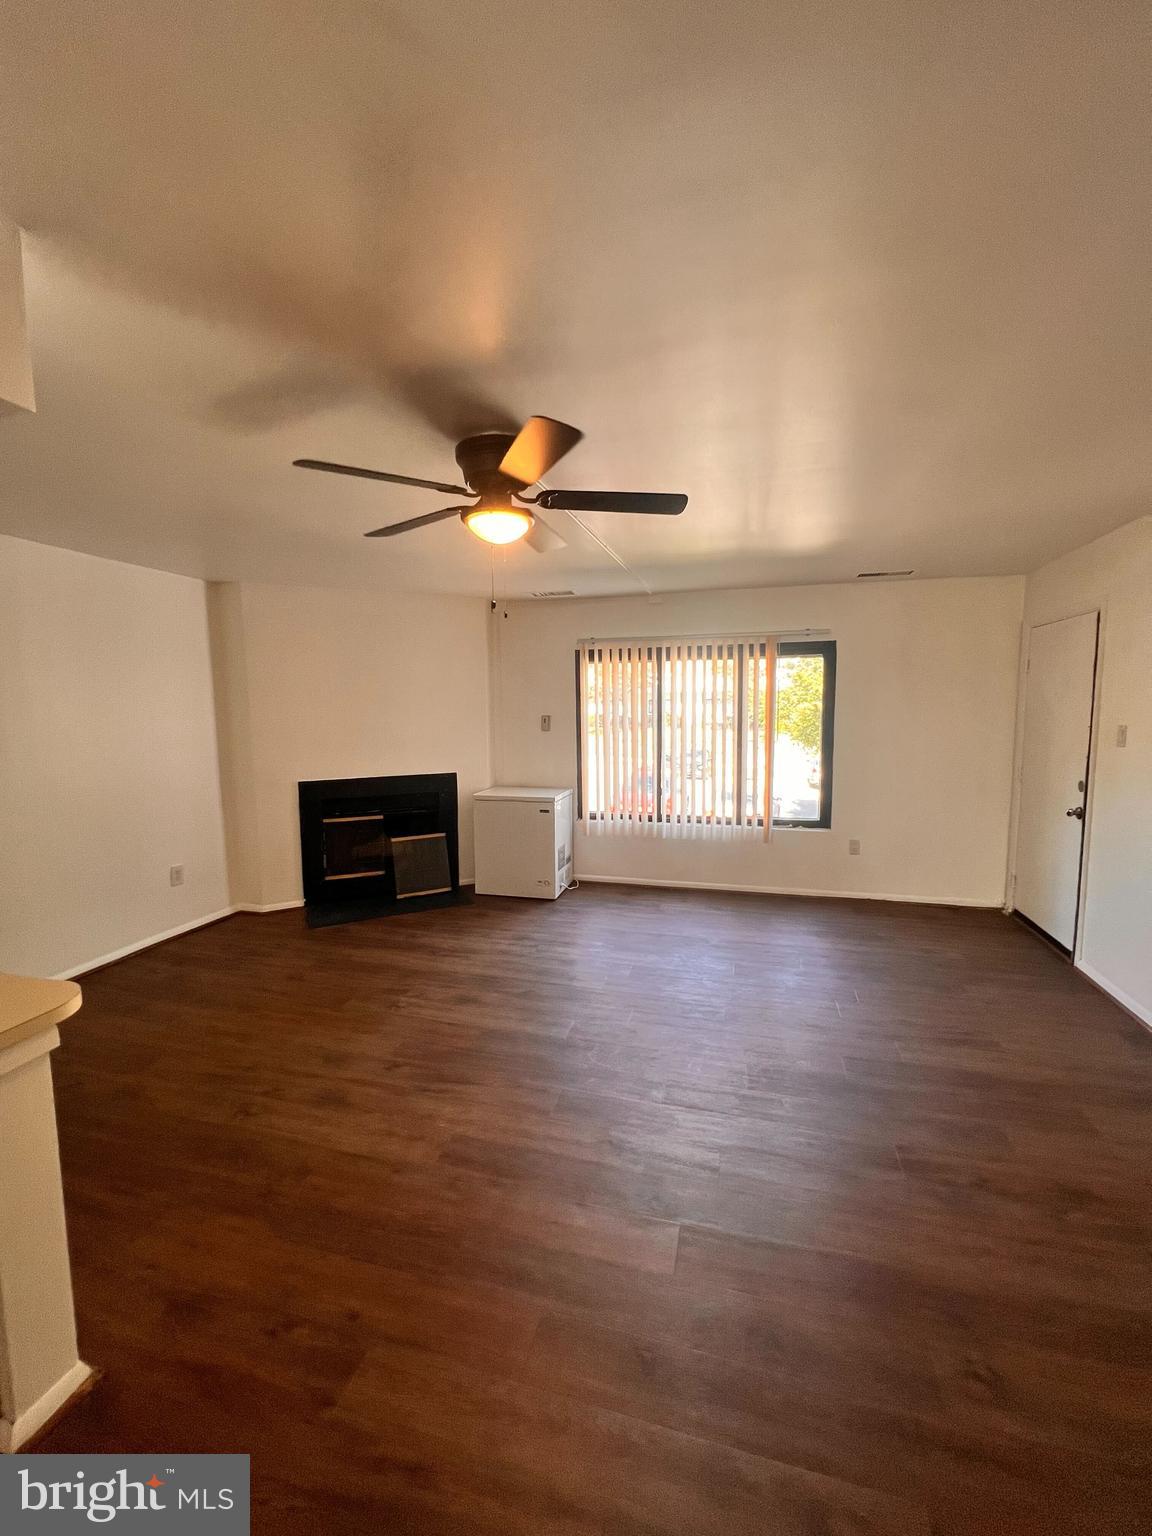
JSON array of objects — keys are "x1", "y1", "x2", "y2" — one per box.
[
  {"x1": 576, "y1": 637, "x2": 835, "y2": 831},
  {"x1": 773, "y1": 642, "x2": 836, "y2": 826}
]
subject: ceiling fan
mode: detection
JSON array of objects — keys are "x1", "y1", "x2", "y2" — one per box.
[{"x1": 293, "y1": 416, "x2": 688, "y2": 549}]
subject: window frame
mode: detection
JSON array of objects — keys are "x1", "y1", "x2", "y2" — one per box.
[
  {"x1": 772, "y1": 640, "x2": 836, "y2": 830},
  {"x1": 574, "y1": 637, "x2": 836, "y2": 830}
]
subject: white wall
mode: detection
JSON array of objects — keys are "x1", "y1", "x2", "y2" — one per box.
[
  {"x1": 209, "y1": 581, "x2": 492, "y2": 908},
  {"x1": 492, "y1": 577, "x2": 1024, "y2": 906},
  {"x1": 1012, "y1": 517, "x2": 1152, "y2": 1022},
  {"x1": 0, "y1": 535, "x2": 230, "y2": 976}
]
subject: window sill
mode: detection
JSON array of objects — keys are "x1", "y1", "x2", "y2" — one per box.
[{"x1": 578, "y1": 820, "x2": 832, "y2": 835}]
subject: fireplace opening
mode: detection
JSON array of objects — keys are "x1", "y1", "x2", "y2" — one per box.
[
  {"x1": 322, "y1": 815, "x2": 389, "y2": 880},
  {"x1": 299, "y1": 774, "x2": 461, "y2": 926}
]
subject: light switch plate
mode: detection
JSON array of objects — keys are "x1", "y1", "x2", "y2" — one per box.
[
  {"x1": 1116, "y1": 723, "x2": 1128, "y2": 747},
  {"x1": 541, "y1": 714, "x2": 552, "y2": 732},
  {"x1": 848, "y1": 839, "x2": 861, "y2": 856},
  {"x1": 169, "y1": 864, "x2": 185, "y2": 887}
]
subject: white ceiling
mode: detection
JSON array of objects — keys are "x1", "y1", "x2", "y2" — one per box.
[{"x1": 0, "y1": 0, "x2": 1147, "y2": 597}]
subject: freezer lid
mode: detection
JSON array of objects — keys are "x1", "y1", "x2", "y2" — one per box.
[{"x1": 473, "y1": 785, "x2": 574, "y2": 803}]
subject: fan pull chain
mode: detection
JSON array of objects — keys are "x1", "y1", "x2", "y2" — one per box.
[{"x1": 488, "y1": 546, "x2": 509, "y2": 618}]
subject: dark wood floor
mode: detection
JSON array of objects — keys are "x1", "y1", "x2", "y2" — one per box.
[{"x1": 41, "y1": 886, "x2": 1152, "y2": 1534}]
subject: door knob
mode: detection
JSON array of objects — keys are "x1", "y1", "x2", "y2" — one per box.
[{"x1": 1066, "y1": 806, "x2": 1084, "y2": 819}]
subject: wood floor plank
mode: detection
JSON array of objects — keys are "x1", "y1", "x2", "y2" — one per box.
[
  {"x1": 332, "y1": 1339, "x2": 932, "y2": 1535},
  {"x1": 521, "y1": 1312, "x2": 1147, "y2": 1530}
]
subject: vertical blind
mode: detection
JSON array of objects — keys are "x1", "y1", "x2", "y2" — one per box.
[{"x1": 578, "y1": 637, "x2": 778, "y2": 838}]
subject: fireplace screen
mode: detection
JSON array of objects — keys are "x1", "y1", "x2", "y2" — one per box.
[
  {"x1": 391, "y1": 833, "x2": 452, "y2": 898},
  {"x1": 322, "y1": 815, "x2": 388, "y2": 880}
]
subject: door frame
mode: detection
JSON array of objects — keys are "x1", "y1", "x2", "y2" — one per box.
[{"x1": 1007, "y1": 606, "x2": 1102, "y2": 961}]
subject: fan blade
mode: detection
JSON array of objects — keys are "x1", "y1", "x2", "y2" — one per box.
[
  {"x1": 294, "y1": 459, "x2": 470, "y2": 496},
  {"x1": 536, "y1": 489, "x2": 687, "y2": 515},
  {"x1": 499, "y1": 416, "x2": 583, "y2": 486},
  {"x1": 364, "y1": 506, "x2": 470, "y2": 538},
  {"x1": 524, "y1": 514, "x2": 568, "y2": 554}
]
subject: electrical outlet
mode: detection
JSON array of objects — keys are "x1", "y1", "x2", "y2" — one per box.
[
  {"x1": 541, "y1": 714, "x2": 552, "y2": 733},
  {"x1": 169, "y1": 864, "x2": 185, "y2": 887},
  {"x1": 1116, "y1": 724, "x2": 1128, "y2": 748},
  {"x1": 848, "y1": 839, "x2": 861, "y2": 856}
]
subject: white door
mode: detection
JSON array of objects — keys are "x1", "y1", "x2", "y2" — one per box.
[{"x1": 1013, "y1": 612, "x2": 1099, "y2": 950}]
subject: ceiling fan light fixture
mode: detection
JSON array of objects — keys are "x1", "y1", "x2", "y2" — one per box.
[
  {"x1": 294, "y1": 416, "x2": 687, "y2": 545},
  {"x1": 463, "y1": 504, "x2": 534, "y2": 545}
]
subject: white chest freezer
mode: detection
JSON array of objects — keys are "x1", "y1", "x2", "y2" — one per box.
[{"x1": 473, "y1": 786, "x2": 574, "y2": 899}]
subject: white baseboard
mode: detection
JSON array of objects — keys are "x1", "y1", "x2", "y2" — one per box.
[
  {"x1": 53, "y1": 907, "x2": 239, "y2": 979},
  {"x1": 575, "y1": 874, "x2": 1000, "y2": 908},
  {"x1": 0, "y1": 1360, "x2": 95, "y2": 1452},
  {"x1": 1077, "y1": 960, "x2": 1152, "y2": 1030},
  {"x1": 50, "y1": 900, "x2": 307, "y2": 980},
  {"x1": 233, "y1": 900, "x2": 305, "y2": 914}
]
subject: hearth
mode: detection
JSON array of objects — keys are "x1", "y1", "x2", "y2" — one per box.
[{"x1": 298, "y1": 773, "x2": 462, "y2": 926}]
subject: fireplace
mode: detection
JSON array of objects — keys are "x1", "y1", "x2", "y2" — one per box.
[{"x1": 298, "y1": 773, "x2": 461, "y2": 926}]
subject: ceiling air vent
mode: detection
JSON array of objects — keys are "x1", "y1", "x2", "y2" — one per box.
[
  {"x1": 856, "y1": 570, "x2": 915, "y2": 579},
  {"x1": 530, "y1": 589, "x2": 576, "y2": 599}
]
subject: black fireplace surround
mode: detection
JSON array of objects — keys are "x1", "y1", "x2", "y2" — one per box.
[{"x1": 298, "y1": 773, "x2": 460, "y2": 925}]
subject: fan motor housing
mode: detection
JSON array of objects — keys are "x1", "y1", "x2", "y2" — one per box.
[{"x1": 455, "y1": 432, "x2": 520, "y2": 495}]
